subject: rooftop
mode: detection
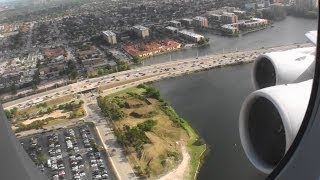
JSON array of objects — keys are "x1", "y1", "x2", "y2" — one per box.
[
  {"x1": 133, "y1": 25, "x2": 149, "y2": 31},
  {"x1": 222, "y1": 24, "x2": 238, "y2": 30},
  {"x1": 193, "y1": 16, "x2": 207, "y2": 21},
  {"x1": 102, "y1": 30, "x2": 116, "y2": 36},
  {"x1": 43, "y1": 47, "x2": 66, "y2": 59},
  {"x1": 222, "y1": 12, "x2": 236, "y2": 16},
  {"x1": 165, "y1": 26, "x2": 179, "y2": 31},
  {"x1": 123, "y1": 39, "x2": 181, "y2": 57},
  {"x1": 181, "y1": 18, "x2": 193, "y2": 22},
  {"x1": 169, "y1": 20, "x2": 181, "y2": 24},
  {"x1": 178, "y1": 30, "x2": 204, "y2": 38}
]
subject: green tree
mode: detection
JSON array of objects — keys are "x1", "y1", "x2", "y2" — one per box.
[
  {"x1": 4, "y1": 110, "x2": 12, "y2": 120},
  {"x1": 32, "y1": 70, "x2": 41, "y2": 85},
  {"x1": 137, "y1": 119, "x2": 157, "y2": 131},
  {"x1": 133, "y1": 56, "x2": 143, "y2": 64},
  {"x1": 117, "y1": 61, "x2": 130, "y2": 71}
]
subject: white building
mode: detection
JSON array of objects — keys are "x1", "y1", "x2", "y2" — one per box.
[
  {"x1": 239, "y1": 18, "x2": 268, "y2": 29},
  {"x1": 221, "y1": 24, "x2": 239, "y2": 35},
  {"x1": 178, "y1": 30, "x2": 204, "y2": 42},
  {"x1": 133, "y1": 25, "x2": 150, "y2": 39},
  {"x1": 102, "y1": 30, "x2": 117, "y2": 45},
  {"x1": 165, "y1": 26, "x2": 179, "y2": 33}
]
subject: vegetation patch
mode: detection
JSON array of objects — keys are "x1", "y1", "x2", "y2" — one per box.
[
  {"x1": 9, "y1": 97, "x2": 85, "y2": 132},
  {"x1": 97, "y1": 84, "x2": 207, "y2": 179}
]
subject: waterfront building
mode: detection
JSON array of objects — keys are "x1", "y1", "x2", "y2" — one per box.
[
  {"x1": 239, "y1": 18, "x2": 269, "y2": 29},
  {"x1": 193, "y1": 16, "x2": 209, "y2": 28},
  {"x1": 221, "y1": 12, "x2": 238, "y2": 24},
  {"x1": 221, "y1": 24, "x2": 239, "y2": 35},
  {"x1": 177, "y1": 30, "x2": 204, "y2": 42},
  {"x1": 123, "y1": 39, "x2": 181, "y2": 58}
]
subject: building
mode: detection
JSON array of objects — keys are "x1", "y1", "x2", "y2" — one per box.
[
  {"x1": 221, "y1": 24, "x2": 239, "y2": 35},
  {"x1": 180, "y1": 18, "x2": 193, "y2": 27},
  {"x1": 239, "y1": 18, "x2": 269, "y2": 29},
  {"x1": 39, "y1": 60, "x2": 67, "y2": 80},
  {"x1": 208, "y1": 13, "x2": 222, "y2": 22},
  {"x1": 193, "y1": 16, "x2": 209, "y2": 28},
  {"x1": 295, "y1": 0, "x2": 318, "y2": 11},
  {"x1": 133, "y1": 25, "x2": 150, "y2": 39},
  {"x1": 43, "y1": 47, "x2": 66, "y2": 59},
  {"x1": 177, "y1": 30, "x2": 204, "y2": 42},
  {"x1": 82, "y1": 58, "x2": 116, "y2": 70},
  {"x1": 169, "y1": 20, "x2": 182, "y2": 28},
  {"x1": 165, "y1": 26, "x2": 179, "y2": 34},
  {"x1": 102, "y1": 30, "x2": 117, "y2": 45},
  {"x1": 233, "y1": 10, "x2": 246, "y2": 18},
  {"x1": 220, "y1": 6, "x2": 237, "y2": 12},
  {"x1": 123, "y1": 39, "x2": 181, "y2": 58},
  {"x1": 245, "y1": 3, "x2": 257, "y2": 10},
  {"x1": 221, "y1": 12, "x2": 238, "y2": 24}
]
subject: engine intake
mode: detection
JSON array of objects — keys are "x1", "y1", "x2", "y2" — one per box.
[
  {"x1": 239, "y1": 80, "x2": 312, "y2": 174},
  {"x1": 253, "y1": 47, "x2": 315, "y2": 89}
]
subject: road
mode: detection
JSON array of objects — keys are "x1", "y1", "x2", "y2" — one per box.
[
  {"x1": 82, "y1": 93, "x2": 137, "y2": 180},
  {"x1": 3, "y1": 43, "x2": 312, "y2": 110}
]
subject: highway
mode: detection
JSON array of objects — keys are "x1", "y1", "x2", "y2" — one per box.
[{"x1": 3, "y1": 43, "x2": 312, "y2": 110}]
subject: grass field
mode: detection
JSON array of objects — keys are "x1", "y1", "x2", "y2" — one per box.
[
  {"x1": 18, "y1": 95, "x2": 74, "y2": 116},
  {"x1": 99, "y1": 86, "x2": 207, "y2": 179},
  {"x1": 11, "y1": 95, "x2": 86, "y2": 132}
]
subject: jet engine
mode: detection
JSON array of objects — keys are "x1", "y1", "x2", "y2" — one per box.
[
  {"x1": 253, "y1": 47, "x2": 315, "y2": 89},
  {"x1": 239, "y1": 80, "x2": 312, "y2": 174}
]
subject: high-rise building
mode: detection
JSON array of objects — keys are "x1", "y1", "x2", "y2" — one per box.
[
  {"x1": 221, "y1": 12, "x2": 238, "y2": 24},
  {"x1": 102, "y1": 31, "x2": 117, "y2": 45},
  {"x1": 193, "y1": 16, "x2": 209, "y2": 28},
  {"x1": 133, "y1": 25, "x2": 150, "y2": 39},
  {"x1": 295, "y1": 0, "x2": 318, "y2": 11}
]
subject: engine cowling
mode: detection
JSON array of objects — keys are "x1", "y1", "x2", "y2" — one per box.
[
  {"x1": 239, "y1": 80, "x2": 312, "y2": 174},
  {"x1": 253, "y1": 47, "x2": 315, "y2": 89}
]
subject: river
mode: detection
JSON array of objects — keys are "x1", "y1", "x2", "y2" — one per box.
[
  {"x1": 144, "y1": 16, "x2": 317, "y2": 66},
  {"x1": 152, "y1": 17, "x2": 317, "y2": 180}
]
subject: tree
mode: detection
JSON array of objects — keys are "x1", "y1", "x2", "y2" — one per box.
[
  {"x1": 10, "y1": 84, "x2": 17, "y2": 95},
  {"x1": 66, "y1": 60, "x2": 78, "y2": 80},
  {"x1": 10, "y1": 107, "x2": 18, "y2": 117},
  {"x1": 133, "y1": 56, "x2": 143, "y2": 64},
  {"x1": 4, "y1": 110, "x2": 12, "y2": 120},
  {"x1": 145, "y1": 86, "x2": 161, "y2": 100},
  {"x1": 197, "y1": 37, "x2": 209, "y2": 45},
  {"x1": 117, "y1": 61, "x2": 130, "y2": 71},
  {"x1": 137, "y1": 119, "x2": 157, "y2": 131},
  {"x1": 32, "y1": 70, "x2": 41, "y2": 85}
]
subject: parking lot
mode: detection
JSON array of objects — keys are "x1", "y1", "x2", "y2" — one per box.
[{"x1": 19, "y1": 124, "x2": 114, "y2": 180}]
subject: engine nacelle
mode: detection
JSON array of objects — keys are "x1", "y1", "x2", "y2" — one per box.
[
  {"x1": 253, "y1": 47, "x2": 315, "y2": 89},
  {"x1": 239, "y1": 80, "x2": 312, "y2": 174}
]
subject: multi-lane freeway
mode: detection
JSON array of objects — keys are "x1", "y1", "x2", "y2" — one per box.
[{"x1": 3, "y1": 43, "x2": 312, "y2": 110}]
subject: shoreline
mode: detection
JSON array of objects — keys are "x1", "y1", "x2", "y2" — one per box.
[
  {"x1": 3, "y1": 43, "x2": 312, "y2": 110},
  {"x1": 98, "y1": 85, "x2": 208, "y2": 179}
]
